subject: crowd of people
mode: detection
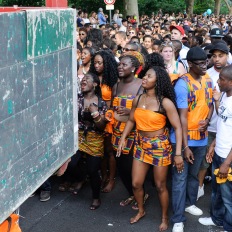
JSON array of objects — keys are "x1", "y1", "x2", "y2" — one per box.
[{"x1": 41, "y1": 7, "x2": 232, "y2": 232}]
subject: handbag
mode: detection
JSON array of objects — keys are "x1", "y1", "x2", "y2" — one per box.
[{"x1": 0, "y1": 214, "x2": 21, "y2": 232}]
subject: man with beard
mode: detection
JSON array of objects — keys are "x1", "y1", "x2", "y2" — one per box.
[
  {"x1": 170, "y1": 47, "x2": 214, "y2": 232},
  {"x1": 197, "y1": 41, "x2": 229, "y2": 200}
]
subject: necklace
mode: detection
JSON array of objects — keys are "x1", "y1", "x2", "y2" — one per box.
[
  {"x1": 142, "y1": 94, "x2": 155, "y2": 109},
  {"x1": 142, "y1": 94, "x2": 146, "y2": 108},
  {"x1": 82, "y1": 66, "x2": 87, "y2": 75}
]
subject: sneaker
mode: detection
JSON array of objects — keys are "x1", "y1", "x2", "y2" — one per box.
[
  {"x1": 197, "y1": 184, "x2": 204, "y2": 200},
  {"x1": 40, "y1": 191, "x2": 51, "y2": 202},
  {"x1": 205, "y1": 175, "x2": 212, "y2": 182},
  {"x1": 30, "y1": 192, "x2": 35, "y2": 197},
  {"x1": 185, "y1": 205, "x2": 203, "y2": 216},
  {"x1": 172, "y1": 222, "x2": 184, "y2": 232},
  {"x1": 198, "y1": 217, "x2": 216, "y2": 226}
]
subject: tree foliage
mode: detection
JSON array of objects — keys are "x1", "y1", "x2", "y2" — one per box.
[
  {"x1": 0, "y1": 0, "x2": 230, "y2": 15},
  {"x1": 139, "y1": 0, "x2": 186, "y2": 15},
  {"x1": 0, "y1": 0, "x2": 45, "y2": 6}
]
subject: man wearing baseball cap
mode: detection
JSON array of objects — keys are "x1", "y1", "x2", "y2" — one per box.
[
  {"x1": 210, "y1": 28, "x2": 224, "y2": 43},
  {"x1": 210, "y1": 29, "x2": 232, "y2": 65},
  {"x1": 170, "y1": 25, "x2": 189, "y2": 71},
  {"x1": 170, "y1": 46, "x2": 214, "y2": 232},
  {"x1": 197, "y1": 41, "x2": 229, "y2": 201}
]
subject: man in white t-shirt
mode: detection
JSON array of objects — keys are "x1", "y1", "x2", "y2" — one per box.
[
  {"x1": 197, "y1": 41, "x2": 229, "y2": 200},
  {"x1": 118, "y1": 19, "x2": 128, "y2": 32},
  {"x1": 198, "y1": 65, "x2": 232, "y2": 232}
]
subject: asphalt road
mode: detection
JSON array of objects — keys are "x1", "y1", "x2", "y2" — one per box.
[{"x1": 19, "y1": 173, "x2": 224, "y2": 232}]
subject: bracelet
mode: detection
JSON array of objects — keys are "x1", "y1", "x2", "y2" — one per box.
[
  {"x1": 182, "y1": 145, "x2": 188, "y2": 151},
  {"x1": 91, "y1": 111, "x2": 99, "y2": 116},
  {"x1": 94, "y1": 116, "x2": 102, "y2": 123},
  {"x1": 205, "y1": 117, "x2": 210, "y2": 121},
  {"x1": 92, "y1": 112, "x2": 100, "y2": 119},
  {"x1": 175, "y1": 154, "x2": 182, "y2": 156}
]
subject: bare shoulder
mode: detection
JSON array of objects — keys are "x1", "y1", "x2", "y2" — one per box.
[
  {"x1": 162, "y1": 97, "x2": 175, "y2": 109},
  {"x1": 131, "y1": 94, "x2": 141, "y2": 107}
]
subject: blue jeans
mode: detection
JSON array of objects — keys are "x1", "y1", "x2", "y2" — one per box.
[
  {"x1": 210, "y1": 152, "x2": 232, "y2": 232},
  {"x1": 171, "y1": 145, "x2": 206, "y2": 223},
  {"x1": 40, "y1": 179, "x2": 51, "y2": 191}
]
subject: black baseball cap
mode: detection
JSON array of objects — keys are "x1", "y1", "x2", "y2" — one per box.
[
  {"x1": 210, "y1": 28, "x2": 224, "y2": 38},
  {"x1": 186, "y1": 46, "x2": 207, "y2": 61},
  {"x1": 145, "y1": 26, "x2": 152, "y2": 31},
  {"x1": 209, "y1": 42, "x2": 229, "y2": 54}
]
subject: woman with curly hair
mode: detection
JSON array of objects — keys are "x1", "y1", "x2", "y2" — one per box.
[
  {"x1": 86, "y1": 28, "x2": 103, "y2": 49},
  {"x1": 111, "y1": 55, "x2": 144, "y2": 207},
  {"x1": 89, "y1": 49, "x2": 119, "y2": 193},
  {"x1": 117, "y1": 66, "x2": 182, "y2": 231},
  {"x1": 145, "y1": 52, "x2": 166, "y2": 71},
  {"x1": 90, "y1": 49, "x2": 118, "y2": 106}
]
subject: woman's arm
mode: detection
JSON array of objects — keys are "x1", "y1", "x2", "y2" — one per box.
[
  {"x1": 163, "y1": 98, "x2": 183, "y2": 172},
  {"x1": 178, "y1": 62, "x2": 187, "y2": 76},
  {"x1": 88, "y1": 102, "x2": 106, "y2": 130},
  {"x1": 109, "y1": 83, "x2": 117, "y2": 110},
  {"x1": 89, "y1": 17, "x2": 95, "y2": 24}
]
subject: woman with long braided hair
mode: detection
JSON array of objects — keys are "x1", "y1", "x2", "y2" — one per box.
[
  {"x1": 117, "y1": 66, "x2": 182, "y2": 231},
  {"x1": 89, "y1": 49, "x2": 119, "y2": 193},
  {"x1": 90, "y1": 49, "x2": 119, "y2": 107}
]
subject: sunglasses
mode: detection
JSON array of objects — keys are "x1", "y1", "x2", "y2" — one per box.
[
  {"x1": 191, "y1": 60, "x2": 208, "y2": 67},
  {"x1": 122, "y1": 48, "x2": 135, "y2": 52},
  {"x1": 129, "y1": 31, "x2": 135, "y2": 34},
  {"x1": 154, "y1": 26, "x2": 159, "y2": 28},
  {"x1": 79, "y1": 33, "x2": 86, "y2": 36},
  {"x1": 161, "y1": 42, "x2": 173, "y2": 46},
  {"x1": 138, "y1": 33, "x2": 143, "y2": 35}
]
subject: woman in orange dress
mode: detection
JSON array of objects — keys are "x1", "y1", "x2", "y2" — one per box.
[
  {"x1": 117, "y1": 66, "x2": 183, "y2": 231},
  {"x1": 90, "y1": 49, "x2": 119, "y2": 192},
  {"x1": 111, "y1": 55, "x2": 144, "y2": 206}
]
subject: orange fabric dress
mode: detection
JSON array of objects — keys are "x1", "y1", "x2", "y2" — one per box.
[
  {"x1": 111, "y1": 95, "x2": 136, "y2": 154},
  {"x1": 101, "y1": 84, "x2": 112, "y2": 101},
  {"x1": 133, "y1": 107, "x2": 172, "y2": 166}
]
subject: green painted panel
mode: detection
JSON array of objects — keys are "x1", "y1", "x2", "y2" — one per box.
[
  {"x1": 0, "y1": 12, "x2": 27, "y2": 68},
  {"x1": 27, "y1": 9, "x2": 75, "y2": 59}
]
